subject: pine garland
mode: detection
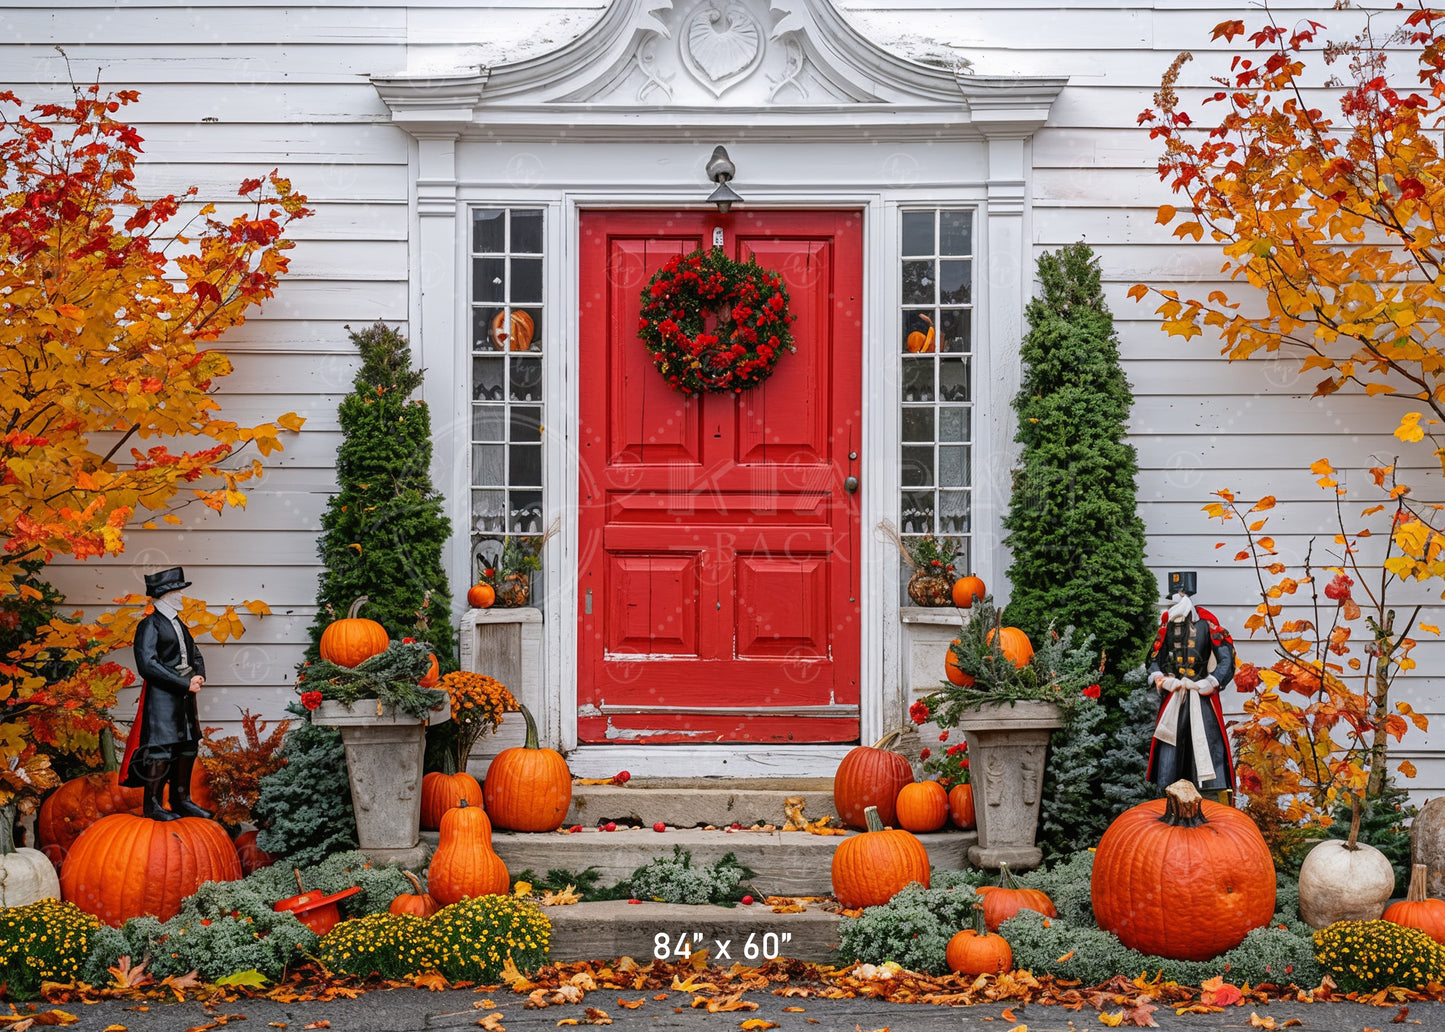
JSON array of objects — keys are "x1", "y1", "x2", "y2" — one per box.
[{"x1": 300, "y1": 640, "x2": 448, "y2": 720}]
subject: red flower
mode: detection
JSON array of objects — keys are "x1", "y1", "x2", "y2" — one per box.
[
  {"x1": 919, "y1": 748, "x2": 931, "y2": 760},
  {"x1": 402, "y1": 636, "x2": 416, "y2": 644},
  {"x1": 939, "y1": 731, "x2": 949, "y2": 741},
  {"x1": 300, "y1": 690, "x2": 323, "y2": 711},
  {"x1": 1083, "y1": 683, "x2": 1102, "y2": 699},
  {"x1": 909, "y1": 699, "x2": 931, "y2": 725}
]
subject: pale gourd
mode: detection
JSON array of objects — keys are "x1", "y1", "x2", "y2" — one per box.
[
  {"x1": 0, "y1": 817, "x2": 62, "y2": 908},
  {"x1": 1297, "y1": 800, "x2": 1396, "y2": 929}
]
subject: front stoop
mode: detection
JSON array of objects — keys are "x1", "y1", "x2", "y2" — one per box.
[
  {"x1": 419, "y1": 780, "x2": 977, "y2": 897},
  {"x1": 545, "y1": 899, "x2": 843, "y2": 964}
]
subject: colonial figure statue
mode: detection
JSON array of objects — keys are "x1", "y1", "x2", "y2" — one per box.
[
  {"x1": 119, "y1": 567, "x2": 214, "y2": 821},
  {"x1": 1146, "y1": 572, "x2": 1236, "y2": 794}
]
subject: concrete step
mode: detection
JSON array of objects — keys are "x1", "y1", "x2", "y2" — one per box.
[
  {"x1": 423, "y1": 824, "x2": 977, "y2": 897},
  {"x1": 545, "y1": 899, "x2": 842, "y2": 964},
  {"x1": 562, "y1": 778, "x2": 839, "y2": 830}
]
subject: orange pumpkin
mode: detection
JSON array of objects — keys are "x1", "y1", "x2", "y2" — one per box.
[
  {"x1": 905, "y1": 316, "x2": 935, "y2": 353},
  {"x1": 946, "y1": 907, "x2": 1013, "y2": 975},
  {"x1": 951, "y1": 576, "x2": 986, "y2": 609},
  {"x1": 37, "y1": 770, "x2": 144, "y2": 861},
  {"x1": 389, "y1": 870, "x2": 440, "y2": 918},
  {"x1": 833, "y1": 729, "x2": 915, "y2": 830},
  {"x1": 831, "y1": 805, "x2": 931, "y2": 909},
  {"x1": 421, "y1": 770, "x2": 486, "y2": 831},
  {"x1": 976, "y1": 862, "x2": 1057, "y2": 931},
  {"x1": 468, "y1": 583, "x2": 496, "y2": 609},
  {"x1": 428, "y1": 800, "x2": 509, "y2": 905},
  {"x1": 1384, "y1": 863, "x2": 1445, "y2": 944},
  {"x1": 319, "y1": 596, "x2": 390, "y2": 668},
  {"x1": 948, "y1": 783, "x2": 976, "y2": 830},
  {"x1": 483, "y1": 704, "x2": 572, "y2": 832},
  {"x1": 233, "y1": 829, "x2": 277, "y2": 875},
  {"x1": 945, "y1": 640, "x2": 974, "y2": 687},
  {"x1": 1092, "y1": 780, "x2": 1275, "y2": 961},
  {"x1": 491, "y1": 309, "x2": 535, "y2": 351},
  {"x1": 895, "y1": 781, "x2": 949, "y2": 833},
  {"x1": 985, "y1": 626, "x2": 1033, "y2": 668},
  {"x1": 60, "y1": 812, "x2": 241, "y2": 926},
  {"x1": 419, "y1": 653, "x2": 440, "y2": 689}
]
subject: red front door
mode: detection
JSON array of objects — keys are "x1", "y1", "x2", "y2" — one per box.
[{"x1": 577, "y1": 210, "x2": 863, "y2": 744}]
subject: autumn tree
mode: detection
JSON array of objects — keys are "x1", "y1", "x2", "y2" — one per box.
[{"x1": 0, "y1": 80, "x2": 311, "y2": 768}]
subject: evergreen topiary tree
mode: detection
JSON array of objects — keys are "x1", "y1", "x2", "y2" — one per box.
[
  {"x1": 1002, "y1": 242, "x2": 1159, "y2": 689},
  {"x1": 252, "y1": 705, "x2": 357, "y2": 866},
  {"x1": 304, "y1": 322, "x2": 456, "y2": 666}
]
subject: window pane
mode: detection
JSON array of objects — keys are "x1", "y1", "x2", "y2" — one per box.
[
  {"x1": 510, "y1": 444, "x2": 542, "y2": 487},
  {"x1": 511, "y1": 257, "x2": 543, "y2": 304},
  {"x1": 900, "y1": 491, "x2": 936, "y2": 535},
  {"x1": 940, "y1": 211, "x2": 972, "y2": 256},
  {"x1": 472, "y1": 356, "x2": 504, "y2": 400},
  {"x1": 939, "y1": 260, "x2": 971, "y2": 304},
  {"x1": 472, "y1": 209, "x2": 504, "y2": 253},
  {"x1": 510, "y1": 491, "x2": 543, "y2": 533},
  {"x1": 939, "y1": 405, "x2": 969, "y2": 443},
  {"x1": 940, "y1": 309, "x2": 971, "y2": 353},
  {"x1": 940, "y1": 491, "x2": 970, "y2": 534},
  {"x1": 511, "y1": 405, "x2": 542, "y2": 443},
  {"x1": 472, "y1": 444, "x2": 504, "y2": 485},
  {"x1": 939, "y1": 446, "x2": 968, "y2": 487},
  {"x1": 902, "y1": 212, "x2": 935, "y2": 257},
  {"x1": 473, "y1": 257, "x2": 505, "y2": 304},
  {"x1": 471, "y1": 490, "x2": 505, "y2": 534},
  {"x1": 902, "y1": 260, "x2": 934, "y2": 305},
  {"x1": 472, "y1": 404, "x2": 505, "y2": 441},
  {"x1": 511, "y1": 209, "x2": 544, "y2": 253},
  {"x1": 902, "y1": 407, "x2": 935, "y2": 442},
  {"x1": 940, "y1": 357, "x2": 969, "y2": 402},
  {"x1": 510, "y1": 356, "x2": 543, "y2": 401},
  {"x1": 902, "y1": 359, "x2": 934, "y2": 403},
  {"x1": 902, "y1": 446, "x2": 934, "y2": 487},
  {"x1": 902, "y1": 310, "x2": 935, "y2": 353}
]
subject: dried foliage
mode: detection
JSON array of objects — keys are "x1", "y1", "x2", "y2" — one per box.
[{"x1": 199, "y1": 710, "x2": 292, "y2": 827}]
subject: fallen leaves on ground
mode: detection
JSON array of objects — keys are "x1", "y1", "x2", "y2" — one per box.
[
  {"x1": 0, "y1": 1011, "x2": 79, "y2": 1032},
  {"x1": 476, "y1": 1013, "x2": 505, "y2": 1030}
]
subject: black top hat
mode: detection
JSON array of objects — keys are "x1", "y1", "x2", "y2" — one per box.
[{"x1": 144, "y1": 567, "x2": 192, "y2": 598}]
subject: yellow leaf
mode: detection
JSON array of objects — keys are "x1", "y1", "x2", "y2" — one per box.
[
  {"x1": 513, "y1": 881, "x2": 533, "y2": 897},
  {"x1": 1310, "y1": 458, "x2": 1335, "y2": 476},
  {"x1": 1396, "y1": 412, "x2": 1426, "y2": 443},
  {"x1": 1420, "y1": 623, "x2": 1439, "y2": 635},
  {"x1": 1127, "y1": 284, "x2": 1149, "y2": 301},
  {"x1": 1400, "y1": 760, "x2": 1419, "y2": 778},
  {"x1": 739, "y1": 1023, "x2": 779, "y2": 1031},
  {"x1": 1156, "y1": 204, "x2": 1177, "y2": 224},
  {"x1": 1249, "y1": 496, "x2": 1277, "y2": 513},
  {"x1": 1249, "y1": 519, "x2": 1268, "y2": 532},
  {"x1": 276, "y1": 411, "x2": 306, "y2": 432},
  {"x1": 1100, "y1": 1013, "x2": 1125, "y2": 1027},
  {"x1": 1366, "y1": 383, "x2": 1398, "y2": 395}
]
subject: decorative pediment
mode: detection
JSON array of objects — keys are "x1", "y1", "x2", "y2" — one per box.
[{"x1": 373, "y1": 0, "x2": 1065, "y2": 141}]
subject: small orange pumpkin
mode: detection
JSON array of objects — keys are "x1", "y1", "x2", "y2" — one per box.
[
  {"x1": 948, "y1": 783, "x2": 976, "y2": 830},
  {"x1": 985, "y1": 626, "x2": 1033, "y2": 668},
  {"x1": 319, "y1": 597, "x2": 390, "y2": 668},
  {"x1": 428, "y1": 800, "x2": 509, "y2": 905},
  {"x1": 491, "y1": 309, "x2": 535, "y2": 351},
  {"x1": 1384, "y1": 863, "x2": 1445, "y2": 944},
  {"x1": 233, "y1": 829, "x2": 277, "y2": 875},
  {"x1": 419, "y1": 653, "x2": 440, "y2": 689},
  {"x1": 895, "y1": 781, "x2": 949, "y2": 833},
  {"x1": 951, "y1": 576, "x2": 986, "y2": 609},
  {"x1": 946, "y1": 906, "x2": 1013, "y2": 975},
  {"x1": 468, "y1": 583, "x2": 496, "y2": 609},
  {"x1": 905, "y1": 316, "x2": 935, "y2": 353},
  {"x1": 483, "y1": 704, "x2": 572, "y2": 832},
  {"x1": 976, "y1": 862, "x2": 1057, "y2": 931},
  {"x1": 833, "y1": 729, "x2": 915, "y2": 830},
  {"x1": 945, "y1": 639, "x2": 974, "y2": 687},
  {"x1": 389, "y1": 870, "x2": 440, "y2": 918},
  {"x1": 830, "y1": 805, "x2": 931, "y2": 909},
  {"x1": 421, "y1": 770, "x2": 486, "y2": 831}
]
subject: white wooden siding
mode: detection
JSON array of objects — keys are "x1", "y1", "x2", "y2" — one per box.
[{"x1": 11, "y1": 0, "x2": 1442, "y2": 802}]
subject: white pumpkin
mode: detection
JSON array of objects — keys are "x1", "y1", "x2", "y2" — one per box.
[
  {"x1": 1297, "y1": 837, "x2": 1396, "y2": 929},
  {"x1": 0, "y1": 845, "x2": 62, "y2": 908}
]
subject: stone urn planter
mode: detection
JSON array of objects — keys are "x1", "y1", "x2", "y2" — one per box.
[
  {"x1": 955, "y1": 701, "x2": 1062, "y2": 871},
  {"x1": 312, "y1": 699, "x2": 449, "y2": 868}
]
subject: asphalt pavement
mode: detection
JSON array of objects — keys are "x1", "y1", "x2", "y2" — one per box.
[{"x1": 32, "y1": 987, "x2": 1445, "y2": 1031}]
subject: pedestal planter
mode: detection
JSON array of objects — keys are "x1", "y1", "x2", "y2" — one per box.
[
  {"x1": 955, "y1": 701, "x2": 1062, "y2": 871},
  {"x1": 312, "y1": 700, "x2": 449, "y2": 868}
]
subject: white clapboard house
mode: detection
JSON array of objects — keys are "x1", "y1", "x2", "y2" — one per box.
[{"x1": 14, "y1": 0, "x2": 1440, "y2": 795}]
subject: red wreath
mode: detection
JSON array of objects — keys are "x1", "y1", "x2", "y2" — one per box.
[{"x1": 637, "y1": 247, "x2": 796, "y2": 394}]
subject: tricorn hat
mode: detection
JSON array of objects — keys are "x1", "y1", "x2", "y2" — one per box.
[{"x1": 144, "y1": 567, "x2": 191, "y2": 598}]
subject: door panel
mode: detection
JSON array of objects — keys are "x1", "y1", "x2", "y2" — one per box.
[{"x1": 577, "y1": 209, "x2": 862, "y2": 744}]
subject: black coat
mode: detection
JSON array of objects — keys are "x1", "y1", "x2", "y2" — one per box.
[{"x1": 127, "y1": 610, "x2": 205, "y2": 755}]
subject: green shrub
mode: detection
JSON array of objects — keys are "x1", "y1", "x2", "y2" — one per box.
[
  {"x1": 423, "y1": 895, "x2": 550, "y2": 983},
  {"x1": 253, "y1": 705, "x2": 358, "y2": 866},
  {"x1": 0, "y1": 899, "x2": 98, "y2": 1000},
  {"x1": 243, "y1": 849, "x2": 413, "y2": 917},
  {"x1": 106, "y1": 910, "x2": 316, "y2": 984},
  {"x1": 319, "y1": 913, "x2": 431, "y2": 980},
  {"x1": 1314, "y1": 920, "x2": 1445, "y2": 993},
  {"x1": 837, "y1": 883, "x2": 982, "y2": 974},
  {"x1": 626, "y1": 847, "x2": 753, "y2": 905}
]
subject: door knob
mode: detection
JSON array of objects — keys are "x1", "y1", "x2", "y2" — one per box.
[{"x1": 844, "y1": 475, "x2": 860, "y2": 494}]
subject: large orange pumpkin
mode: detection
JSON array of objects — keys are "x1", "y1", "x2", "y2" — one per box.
[
  {"x1": 833, "y1": 729, "x2": 915, "y2": 830},
  {"x1": 319, "y1": 597, "x2": 390, "y2": 668},
  {"x1": 428, "y1": 800, "x2": 509, "y2": 905},
  {"x1": 1383, "y1": 864, "x2": 1445, "y2": 944},
  {"x1": 483, "y1": 704, "x2": 571, "y2": 832},
  {"x1": 952, "y1": 576, "x2": 986, "y2": 609},
  {"x1": 421, "y1": 770, "x2": 486, "y2": 831},
  {"x1": 37, "y1": 771, "x2": 143, "y2": 860},
  {"x1": 831, "y1": 805, "x2": 931, "y2": 909},
  {"x1": 985, "y1": 626, "x2": 1033, "y2": 668},
  {"x1": 946, "y1": 906, "x2": 1013, "y2": 975},
  {"x1": 976, "y1": 862, "x2": 1057, "y2": 931},
  {"x1": 1092, "y1": 780, "x2": 1275, "y2": 961},
  {"x1": 945, "y1": 640, "x2": 974, "y2": 687},
  {"x1": 948, "y1": 783, "x2": 976, "y2": 830},
  {"x1": 895, "y1": 780, "x2": 949, "y2": 833},
  {"x1": 60, "y1": 812, "x2": 242, "y2": 926}
]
